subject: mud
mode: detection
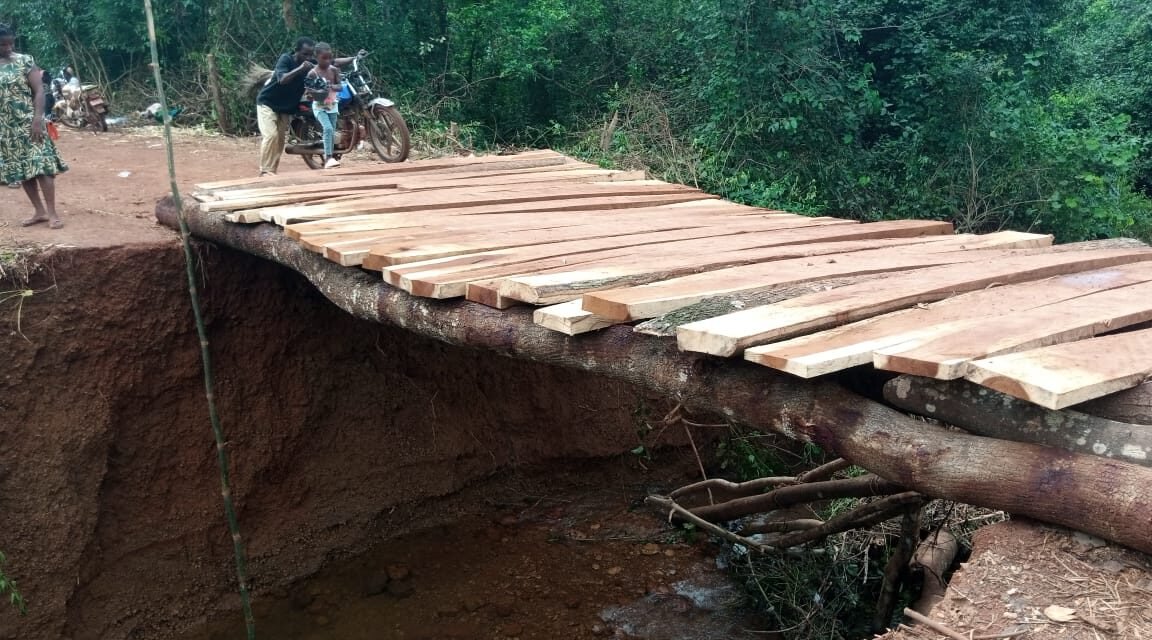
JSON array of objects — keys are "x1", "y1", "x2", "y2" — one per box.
[{"x1": 0, "y1": 241, "x2": 693, "y2": 640}]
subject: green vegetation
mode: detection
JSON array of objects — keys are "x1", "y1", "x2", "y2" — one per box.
[
  {"x1": 3, "y1": 0, "x2": 1151, "y2": 241},
  {"x1": 0, "y1": 550, "x2": 27, "y2": 615}
]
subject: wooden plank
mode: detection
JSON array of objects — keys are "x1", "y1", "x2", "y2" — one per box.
[
  {"x1": 208, "y1": 164, "x2": 607, "y2": 201},
  {"x1": 346, "y1": 216, "x2": 854, "y2": 268},
  {"x1": 636, "y1": 275, "x2": 887, "y2": 338},
  {"x1": 745, "y1": 262, "x2": 1152, "y2": 378},
  {"x1": 212, "y1": 175, "x2": 404, "y2": 201},
  {"x1": 299, "y1": 206, "x2": 762, "y2": 249},
  {"x1": 261, "y1": 194, "x2": 723, "y2": 230},
  {"x1": 195, "y1": 149, "x2": 569, "y2": 191},
  {"x1": 464, "y1": 280, "x2": 521, "y2": 309},
  {"x1": 262, "y1": 182, "x2": 709, "y2": 225},
  {"x1": 387, "y1": 221, "x2": 955, "y2": 299},
  {"x1": 284, "y1": 198, "x2": 787, "y2": 241},
  {"x1": 965, "y1": 327, "x2": 1152, "y2": 410},
  {"x1": 872, "y1": 280, "x2": 1152, "y2": 379},
  {"x1": 202, "y1": 189, "x2": 394, "y2": 212},
  {"x1": 328, "y1": 218, "x2": 852, "y2": 267},
  {"x1": 582, "y1": 235, "x2": 1056, "y2": 323},
  {"x1": 533, "y1": 300, "x2": 616, "y2": 335},
  {"x1": 672, "y1": 248, "x2": 1152, "y2": 358},
  {"x1": 393, "y1": 169, "x2": 649, "y2": 191},
  {"x1": 207, "y1": 175, "x2": 656, "y2": 212},
  {"x1": 502, "y1": 226, "x2": 1046, "y2": 306}
]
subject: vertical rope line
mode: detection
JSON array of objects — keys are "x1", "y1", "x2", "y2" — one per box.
[{"x1": 141, "y1": 2, "x2": 256, "y2": 637}]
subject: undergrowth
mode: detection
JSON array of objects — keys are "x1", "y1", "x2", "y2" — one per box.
[
  {"x1": 712, "y1": 425, "x2": 1007, "y2": 639},
  {"x1": 0, "y1": 550, "x2": 27, "y2": 615}
]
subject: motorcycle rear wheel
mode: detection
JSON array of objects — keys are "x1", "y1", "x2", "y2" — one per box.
[
  {"x1": 292, "y1": 119, "x2": 326, "y2": 170},
  {"x1": 86, "y1": 109, "x2": 108, "y2": 133},
  {"x1": 368, "y1": 105, "x2": 410, "y2": 163}
]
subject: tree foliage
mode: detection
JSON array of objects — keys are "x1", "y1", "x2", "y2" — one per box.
[{"x1": 1, "y1": 0, "x2": 1150, "y2": 241}]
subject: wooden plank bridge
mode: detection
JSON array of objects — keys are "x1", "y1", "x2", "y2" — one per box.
[{"x1": 192, "y1": 150, "x2": 1152, "y2": 413}]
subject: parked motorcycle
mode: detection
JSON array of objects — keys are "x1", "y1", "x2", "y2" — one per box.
[
  {"x1": 51, "y1": 68, "x2": 109, "y2": 132},
  {"x1": 285, "y1": 55, "x2": 410, "y2": 168}
]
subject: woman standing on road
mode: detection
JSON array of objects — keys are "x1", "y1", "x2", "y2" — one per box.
[{"x1": 0, "y1": 23, "x2": 68, "y2": 229}]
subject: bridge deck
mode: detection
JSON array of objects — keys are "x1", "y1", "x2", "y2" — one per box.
[{"x1": 194, "y1": 150, "x2": 1152, "y2": 411}]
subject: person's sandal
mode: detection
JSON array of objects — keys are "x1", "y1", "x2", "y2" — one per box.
[{"x1": 49, "y1": 219, "x2": 64, "y2": 229}]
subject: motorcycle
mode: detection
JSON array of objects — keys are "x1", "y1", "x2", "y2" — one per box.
[
  {"x1": 285, "y1": 55, "x2": 410, "y2": 168},
  {"x1": 51, "y1": 68, "x2": 109, "y2": 132}
]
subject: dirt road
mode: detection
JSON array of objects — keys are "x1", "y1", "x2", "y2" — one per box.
[{"x1": 0, "y1": 125, "x2": 343, "y2": 249}]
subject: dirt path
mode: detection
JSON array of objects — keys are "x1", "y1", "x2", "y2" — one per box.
[{"x1": 0, "y1": 125, "x2": 338, "y2": 249}]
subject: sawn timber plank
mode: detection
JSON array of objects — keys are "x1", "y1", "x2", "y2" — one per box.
[
  {"x1": 744, "y1": 262, "x2": 1152, "y2": 378},
  {"x1": 352, "y1": 216, "x2": 854, "y2": 269},
  {"x1": 209, "y1": 163, "x2": 604, "y2": 201},
  {"x1": 533, "y1": 300, "x2": 616, "y2": 335},
  {"x1": 674, "y1": 248, "x2": 1152, "y2": 358},
  {"x1": 965, "y1": 327, "x2": 1152, "y2": 410},
  {"x1": 388, "y1": 220, "x2": 955, "y2": 299},
  {"x1": 205, "y1": 177, "x2": 678, "y2": 213},
  {"x1": 284, "y1": 199, "x2": 797, "y2": 238},
  {"x1": 195, "y1": 149, "x2": 569, "y2": 191},
  {"x1": 581, "y1": 234, "x2": 1056, "y2": 323},
  {"x1": 260, "y1": 183, "x2": 711, "y2": 225},
  {"x1": 464, "y1": 280, "x2": 521, "y2": 309},
  {"x1": 201, "y1": 189, "x2": 397, "y2": 212},
  {"x1": 499, "y1": 226, "x2": 1050, "y2": 303},
  {"x1": 872, "y1": 279, "x2": 1152, "y2": 379}
]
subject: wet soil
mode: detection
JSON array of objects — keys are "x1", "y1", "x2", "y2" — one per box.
[{"x1": 183, "y1": 470, "x2": 769, "y2": 640}]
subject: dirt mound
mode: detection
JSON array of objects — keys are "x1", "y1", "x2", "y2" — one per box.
[{"x1": 0, "y1": 241, "x2": 685, "y2": 639}]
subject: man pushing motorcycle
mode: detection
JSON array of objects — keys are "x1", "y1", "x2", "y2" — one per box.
[{"x1": 255, "y1": 37, "x2": 365, "y2": 176}]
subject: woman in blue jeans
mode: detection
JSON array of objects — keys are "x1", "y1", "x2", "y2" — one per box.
[{"x1": 305, "y1": 43, "x2": 342, "y2": 168}]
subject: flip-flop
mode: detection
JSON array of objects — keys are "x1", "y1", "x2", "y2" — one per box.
[
  {"x1": 21, "y1": 216, "x2": 49, "y2": 227},
  {"x1": 49, "y1": 219, "x2": 64, "y2": 229}
]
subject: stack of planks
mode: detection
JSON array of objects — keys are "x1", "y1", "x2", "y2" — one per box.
[{"x1": 195, "y1": 150, "x2": 1152, "y2": 411}]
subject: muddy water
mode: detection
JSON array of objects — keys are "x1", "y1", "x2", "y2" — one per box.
[{"x1": 184, "y1": 487, "x2": 769, "y2": 640}]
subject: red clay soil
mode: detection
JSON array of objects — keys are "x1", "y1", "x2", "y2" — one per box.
[
  {"x1": 0, "y1": 128, "x2": 710, "y2": 639},
  {"x1": 881, "y1": 519, "x2": 1152, "y2": 640}
]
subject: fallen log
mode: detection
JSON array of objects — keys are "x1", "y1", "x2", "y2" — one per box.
[
  {"x1": 1076, "y1": 381, "x2": 1152, "y2": 425},
  {"x1": 909, "y1": 529, "x2": 958, "y2": 616},
  {"x1": 884, "y1": 376, "x2": 1152, "y2": 467},
  {"x1": 157, "y1": 197, "x2": 1152, "y2": 554}
]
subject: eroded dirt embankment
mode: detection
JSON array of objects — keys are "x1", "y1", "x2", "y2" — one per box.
[{"x1": 0, "y1": 241, "x2": 678, "y2": 640}]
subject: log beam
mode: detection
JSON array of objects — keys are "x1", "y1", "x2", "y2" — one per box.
[
  {"x1": 156, "y1": 197, "x2": 1152, "y2": 554},
  {"x1": 884, "y1": 376, "x2": 1152, "y2": 467}
]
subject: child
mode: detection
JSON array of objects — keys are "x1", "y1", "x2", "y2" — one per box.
[{"x1": 304, "y1": 43, "x2": 342, "y2": 168}]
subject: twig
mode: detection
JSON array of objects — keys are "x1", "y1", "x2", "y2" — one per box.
[
  {"x1": 796, "y1": 457, "x2": 852, "y2": 483},
  {"x1": 739, "y1": 519, "x2": 824, "y2": 535},
  {"x1": 682, "y1": 422, "x2": 714, "y2": 505},
  {"x1": 902, "y1": 607, "x2": 970, "y2": 640},
  {"x1": 646, "y1": 495, "x2": 771, "y2": 553},
  {"x1": 773, "y1": 492, "x2": 927, "y2": 548},
  {"x1": 669, "y1": 476, "x2": 795, "y2": 501},
  {"x1": 690, "y1": 475, "x2": 906, "y2": 522}
]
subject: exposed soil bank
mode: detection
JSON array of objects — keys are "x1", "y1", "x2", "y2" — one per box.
[{"x1": 0, "y1": 241, "x2": 687, "y2": 640}]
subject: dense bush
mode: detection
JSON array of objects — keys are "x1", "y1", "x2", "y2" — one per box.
[{"x1": 2, "y1": 0, "x2": 1149, "y2": 241}]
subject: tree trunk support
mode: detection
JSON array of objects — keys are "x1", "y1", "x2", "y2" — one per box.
[{"x1": 155, "y1": 197, "x2": 1152, "y2": 554}]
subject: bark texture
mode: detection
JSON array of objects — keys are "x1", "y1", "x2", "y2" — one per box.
[
  {"x1": 1077, "y1": 382, "x2": 1152, "y2": 425},
  {"x1": 157, "y1": 197, "x2": 1152, "y2": 554},
  {"x1": 885, "y1": 376, "x2": 1152, "y2": 467}
]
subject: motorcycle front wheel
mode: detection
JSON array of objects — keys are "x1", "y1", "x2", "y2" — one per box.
[
  {"x1": 368, "y1": 105, "x2": 410, "y2": 163},
  {"x1": 57, "y1": 109, "x2": 87, "y2": 130}
]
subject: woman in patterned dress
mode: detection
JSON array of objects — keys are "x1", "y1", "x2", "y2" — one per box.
[{"x1": 0, "y1": 24, "x2": 68, "y2": 229}]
